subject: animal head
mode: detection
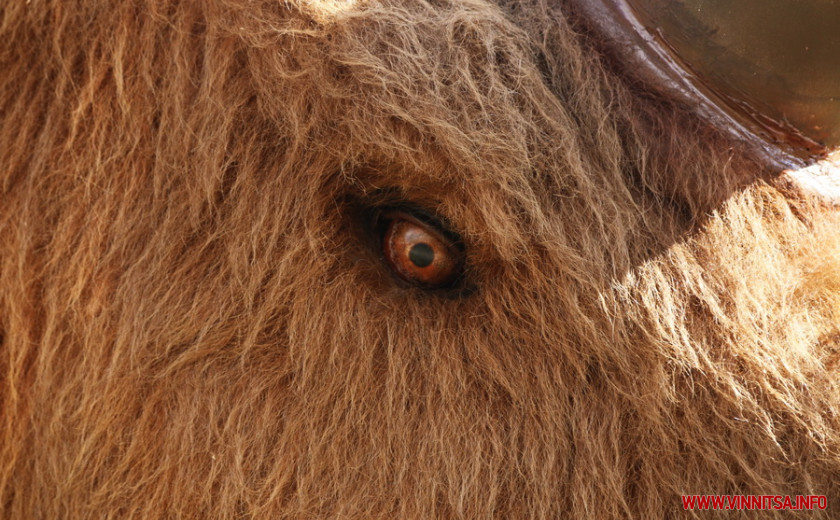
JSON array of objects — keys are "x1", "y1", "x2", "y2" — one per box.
[{"x1": 1, "y1": 0, "x2": 839, "y2": 517}]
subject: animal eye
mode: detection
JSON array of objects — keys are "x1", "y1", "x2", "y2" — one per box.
[{"x1": 380, "y1": 211, "x2": 463, "y2": 288}]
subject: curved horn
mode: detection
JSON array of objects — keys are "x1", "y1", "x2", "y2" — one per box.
[{"x1": 568, "y1": 0, "x2": 840, "y2": 171}]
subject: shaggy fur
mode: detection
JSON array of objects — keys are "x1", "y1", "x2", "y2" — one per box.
[{"x1": 1, "y1": 0, "x2": 839, "y2": 517}]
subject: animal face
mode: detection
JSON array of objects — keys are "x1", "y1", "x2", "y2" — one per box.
[{"x1": 1, "y1": 0, "x2": 839, "y2": 517}]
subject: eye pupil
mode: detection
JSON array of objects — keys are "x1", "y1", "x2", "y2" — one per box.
[{"x1": 408, "y1": 242, "x2": 434, "y2": 268}]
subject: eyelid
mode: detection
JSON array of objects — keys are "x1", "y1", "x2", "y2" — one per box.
[
  {"x1": 379, "y1": 210, "x2": 446, "y2": 239},
  {"x1": 378, "y1": 206, "x2": 463, "y2": 244}
]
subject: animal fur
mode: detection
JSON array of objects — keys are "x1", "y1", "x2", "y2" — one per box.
[{"x1": 1, "y1": 0, "x2": 839, "y2": 517}]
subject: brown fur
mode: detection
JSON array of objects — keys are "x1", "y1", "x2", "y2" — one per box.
[{"x1": 1, "y1": 0, "x2": 839, "y2": 517}]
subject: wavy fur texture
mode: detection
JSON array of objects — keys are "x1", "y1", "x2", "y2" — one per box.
[{"x1": 1, "y1": 0, "x2": 839, "y2": 517}]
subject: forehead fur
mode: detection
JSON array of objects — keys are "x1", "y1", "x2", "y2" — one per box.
[{"x1": 1, "y1": 0, "x2": 839, "y2": 518}]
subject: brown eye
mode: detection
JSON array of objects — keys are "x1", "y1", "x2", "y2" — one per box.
[{"x1": 380, "y1": 211, "x2": 463, "y2": 288}]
